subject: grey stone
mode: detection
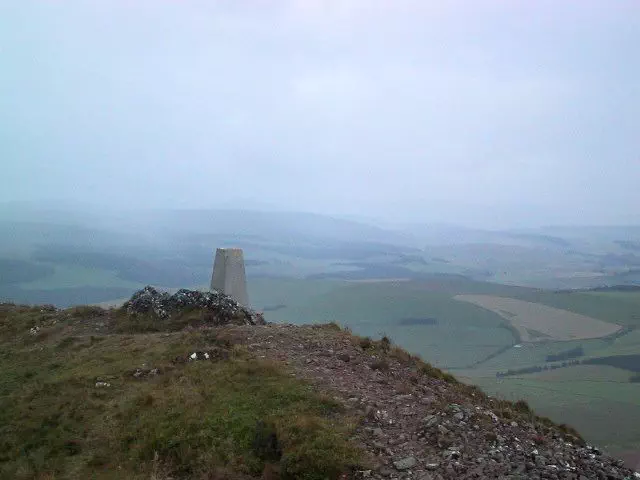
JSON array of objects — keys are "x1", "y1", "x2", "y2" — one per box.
[
  {"x1": 513, "y1": 463, "x2": 526, "y2": 474},
  {"x1": 437, "y1": 424, "x2": 450, "y2": 435},
  {"x1": 535, "y1": 455, "x2": 547, "y2": 467},
  {"x1": 424, "y1": 415, "x2": 439, "y2": 428},
  {"x1": 373, "y1": 441, "x2": 386, "y2": 451},
  {"x1": 379, "y1": 466, "x2": 395, "y2": 477},
  {"x1": 445, "y1": 464, "x2": 456, "y2": 477},
  {"x1": 337, "y1": 353, "x2": 351, "y2": 362},
  {"x1": 394, "y1": 456, "x2": 417, "y2": 470},
  {"x1": 124, "y1": 286, "x2": 263, "y2": 325}
]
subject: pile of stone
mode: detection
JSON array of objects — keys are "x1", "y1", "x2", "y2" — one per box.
[{"x1": 123, "y1": 286, "x2": 265, "y2": 326}]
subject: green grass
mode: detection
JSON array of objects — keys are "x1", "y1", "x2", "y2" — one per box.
[{"x1": 0, "y1": 305, "x2": 362, "y2": 480}]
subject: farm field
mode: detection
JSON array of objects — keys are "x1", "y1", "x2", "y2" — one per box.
[
  {"x1": 461, "y1": 337, "x2": 603, "y2": 373},
  {"x1": 504, "y1": 290, "x2": 640, "y2": 327},
  {"x1": 454, "y1": 294, "x2": 622, "y2": 342}
]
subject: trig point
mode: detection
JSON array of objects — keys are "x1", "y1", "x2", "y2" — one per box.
[{"x1": 210, "y1": 248, "x2": 249, "y2": 307}]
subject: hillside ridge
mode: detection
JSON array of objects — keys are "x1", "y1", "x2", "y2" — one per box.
[{"x1": 1, "y1": 287, "x2": 638, "y2": 480}]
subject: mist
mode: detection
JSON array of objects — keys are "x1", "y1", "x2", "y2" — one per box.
[{"x1": 1, "y1": 1, "x2": 639, "y2": 228}]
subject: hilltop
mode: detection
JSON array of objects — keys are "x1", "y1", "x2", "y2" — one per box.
[{"x1": 1, "y1": 288, "x2": 638, "y2": 480}]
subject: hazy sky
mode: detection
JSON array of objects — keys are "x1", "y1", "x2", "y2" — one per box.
[{"x1": 1, "y1": 1, "x2": 638, "y2": 227}]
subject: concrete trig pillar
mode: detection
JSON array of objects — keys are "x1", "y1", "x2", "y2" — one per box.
[{"x1": 210, "y1": 248, "x2": 249, "y2": 307}]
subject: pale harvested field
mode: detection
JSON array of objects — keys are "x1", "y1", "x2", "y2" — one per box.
[
  {"x1": 454, "y1": 295, "x2": 622, "y2": 342},
  {"x1": 349, "y1": 278, "x2": 411, "y2": 283}
]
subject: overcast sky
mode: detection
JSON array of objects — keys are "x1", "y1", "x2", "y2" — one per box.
[{"x1": 1, "y1": 1, "x2": 638, "y2": 227}]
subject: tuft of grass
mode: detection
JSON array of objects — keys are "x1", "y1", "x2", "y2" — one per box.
[
  {"x1": 369, "y1": 359, "x2": 390, "y2": 372},
  {"x1": 514, "y1": 399, "x2": 532, "y2": 414},
  {"x1": 556, "y1": 423, "x2": 585, "y2": 444},
  {"x1": 389, "y1": 346, "x2": 413, "y2": 364},
  {"x1": 359, "y1": 336, "x2": 373, "y2": 350},
  {"x1": 323, "y1": 322, "x2": 343, "y2": 332},
  {"x1": 463, "y1": 384, "x2": 488, "y2": 400},
  {"x1": 418, "y1": 362, "x2": 458, "y2": 384},
  {"x1": 55, "y1": 336, "x2": 80, "y2": 350},
  {"x1": 277, "y1": 413, "x2": 360, "y2": 480},
  {"x1": 379, "y1": 335, "x2": 392, "y2": 353},
  {"x1": 65, "y1": 305, "x2": 106, "y2": 319},
  {"x1": 499, "y1": 408, "x2": 513, "y2": 419}
]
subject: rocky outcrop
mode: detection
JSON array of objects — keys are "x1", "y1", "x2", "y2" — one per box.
[{"x1": 123, "y1": 286, "x2": 265, "y2": 325}]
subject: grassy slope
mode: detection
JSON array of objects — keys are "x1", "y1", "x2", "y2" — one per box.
[{"x1": 0, "y1": 305, "x2": 361, "y2": 480}]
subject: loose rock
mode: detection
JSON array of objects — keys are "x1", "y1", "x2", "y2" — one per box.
[
  {"x1": 123, "y1": 286, "x2": 265, "y2": 325},
  {"x1": 394, "y1": 456, "x2": 417, "y2": 470}
]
